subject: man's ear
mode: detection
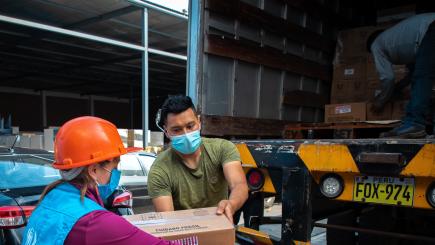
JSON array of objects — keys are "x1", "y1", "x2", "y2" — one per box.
[{"x1": 163, "y1": 125, "x2": 170, "y2": 139}]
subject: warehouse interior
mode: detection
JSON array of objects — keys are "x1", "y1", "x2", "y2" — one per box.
[
  {"x1": 0, "y1": 0, "x2": 434, "y2": 135},
  {"x1": 197, "y1": 0, "x2": 435, "y2": 137},
  {"x1": 0, "y1": 0, "x2": 187, "y2": 131}
]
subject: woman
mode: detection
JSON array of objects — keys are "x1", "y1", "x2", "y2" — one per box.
[{"x1": 22, "y1": 116, "x2": 179, "y2": 245}]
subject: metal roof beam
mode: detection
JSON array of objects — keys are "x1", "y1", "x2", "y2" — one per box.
[
  {"x1": 0, "y1": 66, "x2": 135, "y2": 86},
  {"x1": 0, "y1": 14, "x2": 146, "y2": 51},
  {"x1": 81, "y1": 84, "x2": 183, "y2": 96},
  {"x1": 0, "y1": 52, "x2": 142, "y2": 77},
  {"x1": 0, "y1": 52, "x2": 141, "y2": 82},
  {"x1": 0, "y1": 46, "x2": 183, "y2": 82},
  {"x1": 0, "y1": 64, "x2": 183, "y2": 89},
  {"x1": 0, "y1": 31, "x2": 185, "y2": 70},
  {"x1": 148, "y1": 48, "x2": 187, "y2": 61},
  {"x1": 0, "y1": 14, "x2": 187, "y2": 61},
  {"x1": 126, "y1": 0, "x2": 188, "y2": 20},
  {"x1": 35, "y1": 0, "x2": 187, "y2": 40},
  {"x1": 66, "y1": 6, "x2": 139, "y2": 29}
]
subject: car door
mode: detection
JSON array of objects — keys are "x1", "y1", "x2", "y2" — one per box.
[{"x1": 118, "y1": 154, "x2": 149, "y2": 213}]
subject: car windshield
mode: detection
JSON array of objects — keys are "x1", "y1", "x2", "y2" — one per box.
[
  {"x1": 137, "y1": 154, "x2": 156, "y2": 175},
  {"x1": 0, "y1": 154, "x2": 60, "y2": 189}
]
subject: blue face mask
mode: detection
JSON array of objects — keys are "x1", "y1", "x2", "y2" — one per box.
[
  {"x1": 97, "y1": 168, "x2": 121, "y2": 200},
  {"x1": 170, "y1": 129, "x2": 202, "y2": 155}
]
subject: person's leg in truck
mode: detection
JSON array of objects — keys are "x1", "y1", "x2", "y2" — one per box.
[{"x1": 381, "y1": 22, "x2": 435, "y2": 138}]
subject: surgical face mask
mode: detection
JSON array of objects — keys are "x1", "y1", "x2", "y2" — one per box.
[
  {"x1": 96, "y1": 168, "x2": 121, "y2": 200},
  {"x1": 170, "y1": 129, "x2": 202, "y2": 155}
]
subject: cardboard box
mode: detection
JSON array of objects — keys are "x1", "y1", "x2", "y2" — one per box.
[
  {"x1": 330, "y1": 80, "x2": 368, "y2": 103},
  {"x1": 12, "y1": 127, "x2": 19, "y2": 135},
  {"x1": 333, "y1": 58, "x2": 367, "y2": 81},
  {"x1": 325, "y1": 103, "x2": 367, "y2": 123},
  {"x1": 331, "y1": 56, "x2": 410, "y2": 104},
  {"x1": 366, "y1": 56, "x2": 378, "y2": 80},
  {"x1": 365, "y1": 78, "x2": 383, "y2": 101},
  {"x1": 331, "y1": 57, "x2": 369, "y2": 103},
  {"x1": 366, "y1": 102, "x2": 393, "y2": 121},
  {"x1": 334, "y1": 26, "x2": 384, "y2": 64},
  {"x1": 330, "y1": 80, "x2": 348, "y2": 103},
  {"x1": 44, "y1": 128, "x2": 54, "y2": 151},
  {"x1": 392, "y1": 100, "x2": 408, "y2": 120},
  {"x1": 124, "y1": 207, "x2": 235, "y2": 245}
]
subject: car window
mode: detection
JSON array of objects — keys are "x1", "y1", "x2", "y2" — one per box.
[
  {"x1": 0, "y1": 155, "x2": 60, "y2": 189},
  {"x1": 119, "y1": 155, "x2": 145, "y2": 176},
  {"x1": 137, "y1": 155, "x2": 156, "y2": 175}
]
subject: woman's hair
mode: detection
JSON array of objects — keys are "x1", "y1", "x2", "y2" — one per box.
[{"x1": 38, "y1": 159, "x2": 116, "y2": 204}]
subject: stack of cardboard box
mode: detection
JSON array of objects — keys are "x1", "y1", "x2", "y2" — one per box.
[{"x1": 326, "y1": 26, "x2": 410, "y2": 123}]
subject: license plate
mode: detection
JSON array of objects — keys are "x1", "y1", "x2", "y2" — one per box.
[{"x1": 353, "y1": 176, "x2": 414, "y2": 206}]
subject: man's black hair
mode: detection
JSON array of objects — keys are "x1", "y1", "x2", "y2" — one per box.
[
  {"x1": 366, "y1": 29, "x2": 385, "y2": 53},
  {"x1": 159, "y1": 95, "x2": 196, "y2": 126}
]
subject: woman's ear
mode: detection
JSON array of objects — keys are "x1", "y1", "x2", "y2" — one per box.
[{"x1": 87, "y1": 164, "x2": 98, "y2": 181}]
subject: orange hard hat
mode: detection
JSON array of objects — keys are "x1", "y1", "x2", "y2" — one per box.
[{"x1": 52, "y1": 116, "x2": 127, "y2": 170}]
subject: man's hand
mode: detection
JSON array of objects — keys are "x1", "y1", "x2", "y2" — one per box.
[
  {"x1": 219, "y1": 160, "x2": 248, "y2": 224},
  {"x1": 370, "y1": 100, "x2": 385, "y2": 113},
  {"x1": 371, "y1": 80, "x2": 395, "y2": 113},
  {"x1": 216, "y1": 200, "x2": 234, "y2": 223}
]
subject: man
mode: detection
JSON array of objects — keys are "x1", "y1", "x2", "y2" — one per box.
[
  {"x1": 367, "y1": 13, "x2": 435, "y2": 138},
  {"x1": 148, "y1": 95, "x2": 248, "y2": 223}
]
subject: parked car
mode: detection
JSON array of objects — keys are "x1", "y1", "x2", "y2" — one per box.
[
  {"x1": 118, "y1": 151, "x2": 156, "y2": 213},
  {"x1": 0, "y1": 146, "x2": 60, "y2": 245},
  {"x1": 0, "y1": 146, "x2": 144, "y2": 245}
]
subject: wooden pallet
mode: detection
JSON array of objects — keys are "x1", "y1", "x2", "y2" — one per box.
[{"x1": 283, "y1": 121, "x2": 401, "y2": 139}]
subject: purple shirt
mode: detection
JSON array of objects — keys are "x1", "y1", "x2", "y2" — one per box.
[{"x1": 64, "y1": 185, "x2": 179, "y2": 245}]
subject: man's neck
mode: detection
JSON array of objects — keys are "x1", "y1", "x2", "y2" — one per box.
[{"x1": 179, "y1": 148, "x2": 202, "y2": 169}]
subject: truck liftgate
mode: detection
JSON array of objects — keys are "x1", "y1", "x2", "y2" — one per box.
[{"x1": 234, "y1": 139, "x2": 435, "y2": 245}]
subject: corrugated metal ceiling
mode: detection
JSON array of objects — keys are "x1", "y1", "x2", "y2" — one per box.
[{"x1": 0, "y1": 0, "x2": 187, "y2": 98}]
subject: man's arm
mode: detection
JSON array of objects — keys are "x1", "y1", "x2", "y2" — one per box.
[
  {"x1": 216, "y1": 160, "x2": 249, "y2": 223},
  {"x1": 152, "y1": 196, "x2": 174, "y2": 212},
  {"x1": 371, "y1": 43, "x2": 396, "y2": 112},
  {"x1": 394, "y1": 64, "x2": 413, "y2": 91},
  {"x1": 148, "y1": 165, "x2": 175, "y2": 212}
]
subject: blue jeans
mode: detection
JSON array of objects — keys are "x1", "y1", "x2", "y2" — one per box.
[{"x1": 404, "y1": 22, "x2": 435, "y2": 126}]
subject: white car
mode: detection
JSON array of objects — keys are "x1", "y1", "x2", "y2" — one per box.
[{"x1": 119, "y1": 152, "x2": 156, "y2": 213}]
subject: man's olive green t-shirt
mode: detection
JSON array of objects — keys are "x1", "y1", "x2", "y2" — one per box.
[{"x1": 148, "y1": 137, "x2": 241, "y2": 210}]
